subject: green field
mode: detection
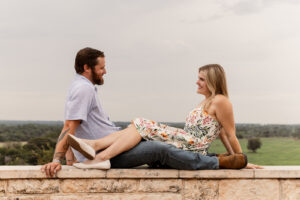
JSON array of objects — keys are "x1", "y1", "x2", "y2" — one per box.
[{"x1": 209, "y1": 137, "x2": 300, "y2": 165}]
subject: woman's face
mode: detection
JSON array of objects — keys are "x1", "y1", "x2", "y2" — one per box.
[{"x1": 197, "y1": 71, "x2": 211, "y2": 96}]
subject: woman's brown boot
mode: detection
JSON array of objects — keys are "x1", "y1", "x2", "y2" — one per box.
[
  {"x1": 218, "y1": 153, "x2": 248, "y2": 169},
  {"x1": 216, "y1": 152, "x2": 230, "y2": 157}
]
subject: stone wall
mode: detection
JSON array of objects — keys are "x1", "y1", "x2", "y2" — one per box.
[{"x1": 0, "y1": 166, "x2": 300, "y2": 200}]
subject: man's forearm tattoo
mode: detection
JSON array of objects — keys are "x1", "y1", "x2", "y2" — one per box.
[
  {"x1": 53, "y1": 152, "x2": 65, "y2": 161},
  {"x1": 53, "y1": 128, "x2": 71, "y2": 161},
  {"x1": 57, "y1": 128, "x2": 70, "y2": 143}
]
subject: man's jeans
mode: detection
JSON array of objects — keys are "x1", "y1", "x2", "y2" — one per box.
[{"x1": 110, "y1": 141, "x2": 219, "y2": 170}]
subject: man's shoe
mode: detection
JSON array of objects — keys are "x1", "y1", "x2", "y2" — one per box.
[
  {"x1": 67, "y1": 134, "x2": 95, "y2": 160},
  {"x1": 218, "y1": 153, "x2": 248, "y2": 169},
  {"x1": 73, "y1": 160, "x2": 111, "y2": 169}
]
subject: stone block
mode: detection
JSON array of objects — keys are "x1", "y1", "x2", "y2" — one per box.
[
  {"x1": 50, "y1": 194, "x2": 102, "y2": 200},
  {"x1": 101, "y1": 193, "x2": 182, "y2": 200},
  {"x1": 138, "y1": 179, "x2": 182, "y2": 193},
  {"x1": 5, "y1": 195, "x2": 51, "y2": 200},
  {"x1": 60, "y1": 179, "x2": 138, "y2": 193},
  {"x1": 180, "y1": 169, "x2": 254, "y2": 179},
  {"x1": 280, "y1": 180, "x2": 300, "y2": 200},
  {"x1": 7, "y1": 180, "x2": 59, "y2": 194},
  {"x1": 0, "y1": 166, "x2": 107, "y2": 179},
  {"x1": 255, "y1": 166, "x2": 300, "y2": 178},
  {"x1": 184, "y1": 180, "x2": 218, "y2": 200},
  {"x1": 49, "y1": 194, "x2": 180, "y2": 200},
  {"x1": 219, "y1": 179, "x2": 280, "y2": 200},
  {"x1": 0, "y1": 181, "x2": 6, "y2": 195},
  {"x1": 0, "y1": 166, "x2": 47, "y2": 179},
  {"x1": 57, "y1": 168, "x2": 106, "y2": 179},
  {"x1": 106, "y1": 169, "x2": 178, "y2": 178}
]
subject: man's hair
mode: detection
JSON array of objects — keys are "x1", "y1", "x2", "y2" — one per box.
[{"x1": 74, "y1": 47, "x2": 105, "y2": 74}]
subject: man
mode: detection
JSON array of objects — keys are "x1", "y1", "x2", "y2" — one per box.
[{"x1": 41, "y1": 47, "x2": 258, "y2": 177}]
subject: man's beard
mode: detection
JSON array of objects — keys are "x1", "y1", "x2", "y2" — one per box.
[{"x1": 92, "y1": 69, "x2": 104, "y2": 85}]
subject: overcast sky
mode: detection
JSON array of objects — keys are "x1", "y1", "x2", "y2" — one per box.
[{"x1": 1, "y1": 0, "x2": 300, "y2": 124}]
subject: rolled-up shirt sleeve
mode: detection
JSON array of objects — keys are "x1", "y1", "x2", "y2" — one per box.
[{"x1": 65, "y1": 85, "x2": 94, "y2": 122}]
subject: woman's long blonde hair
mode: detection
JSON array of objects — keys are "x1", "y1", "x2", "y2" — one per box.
[{"x1": 199, "y1": 64, "x2": 229, "y2": 111}]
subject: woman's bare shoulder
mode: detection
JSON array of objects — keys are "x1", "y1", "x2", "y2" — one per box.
[{"x1": 212, "y1": 95, "x2": 232, "y2": 107}]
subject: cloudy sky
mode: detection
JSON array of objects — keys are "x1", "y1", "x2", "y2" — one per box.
[{"x1": 1, "y1": 0, "x2": 300, "y2": 124}]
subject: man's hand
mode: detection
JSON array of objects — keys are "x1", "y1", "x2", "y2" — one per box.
[
  {"x1": 245, "y1": 163, "x2": 264, "y2": 169},
  {"x1": 41, "y1": 162, "x2": 62, "y2": 177}
]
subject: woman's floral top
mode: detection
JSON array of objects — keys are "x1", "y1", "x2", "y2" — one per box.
[{"x1": 133, "y1": 106, "x2": 222, "y2": 155}]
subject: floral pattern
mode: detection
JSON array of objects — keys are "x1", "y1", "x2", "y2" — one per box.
[{"x1": 133, "y1": 106, "x2": 222, "y2": 155}]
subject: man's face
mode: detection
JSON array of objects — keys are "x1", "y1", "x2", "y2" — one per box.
[{"x1": 92, "y1": 57, "x2": 106, "y2": 85}]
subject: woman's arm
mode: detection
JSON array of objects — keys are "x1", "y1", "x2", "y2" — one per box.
[
  {"x1": 214, "y1": 96, "x2": 242, "y2": 153},
  {"x1": 219, "y1": 128, "x2": 234, "y2": 155},
  {"x1": 214, "y1": 96, "x2": 264, "y2": 169}
]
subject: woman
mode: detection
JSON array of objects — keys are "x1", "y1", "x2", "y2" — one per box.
[{"x1": 68, "y1": 64, "x2": 250, "y2": 169}]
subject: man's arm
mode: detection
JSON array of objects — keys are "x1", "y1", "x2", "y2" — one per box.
[
  {"x1": 65, "y1": 146, "x2": 77, "y2": 165},
  {"x1": 41, "y1": 120, "x2": 81, "y2": 177}
]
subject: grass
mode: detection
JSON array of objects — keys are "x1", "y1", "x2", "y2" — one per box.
[{"x1": 208, "y1": 137, "x2": 300, "y2": 165}]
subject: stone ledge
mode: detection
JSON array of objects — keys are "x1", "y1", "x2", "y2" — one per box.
[
  {"x1": 0, "y1": 166, "x2": 300, "y2": 179},
  {"x1": 1, "y1": 166, "x2": 300, "y2": 200}
]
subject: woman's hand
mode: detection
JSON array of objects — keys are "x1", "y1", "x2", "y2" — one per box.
[{"x1": 245, "y1": 163, "x2": 264, "y2": 169}]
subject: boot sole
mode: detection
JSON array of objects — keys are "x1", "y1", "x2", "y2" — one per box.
[{"x1": 68, "y1": 135, "x2": 95, "y2": 160}]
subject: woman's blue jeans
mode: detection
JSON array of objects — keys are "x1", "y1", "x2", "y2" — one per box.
[{"x1": 109, "y1": 141, "x2": 219, "y2": 170}]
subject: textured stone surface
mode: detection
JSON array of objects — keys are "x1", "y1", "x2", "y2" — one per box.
[
  {"x1": 49, "y1": 194, "x2": 181, "y2": 200},
  {"x1": 0, "y1": 180, "x2": 6, "y2": 195},
  {"x1": 57, "y1": 167, "x2": 106, "y2": 178},
  {"x1": 5, "y1": 195, "x2": 50, "y2": 200},
  {"x1": 106, "y1": 169, "x2": 178, "y2": 178},
  {"x1": 280, "y1": 180, "x2": 300, "y2": 200},
  {"x1": 1, "y1": 165, "x2": 300, "y2": 179},
  {"x1": 100, "y1": 194, "x2": 182, "y2": 200},
  {"x1": 184, "y1": 180, "x2": 218, "y2": 200},
  {"x1": 50, "y1": 195, "x2": 102, "y2": 200},
  {"x1": 0, "y1": 194, "x2": 182, "y2": 200},
  {"x1": 7, "y1": 179, "x2": 59, "y2": 194},
  {"x1": 180, "y1": 169, "x2": 254, "y2": 179},
  {"x1": 219, "y1": 179, "x2": 280, "y2": 200},
  {"x1": 2, "y1": 165, "x2": 300, "y2": 199},
  {"x1": 0, "y1": 166, "x2": 106, "y2": 179},
  {"x1": 138, "y1": 179, "x2": 182, "y2": 193},
  {"x1": 61, "y1": 179, "x2": 138, "y2": 193},
  {"x1": 255, "y1": 166, "x2": 300, "y2": 178}
]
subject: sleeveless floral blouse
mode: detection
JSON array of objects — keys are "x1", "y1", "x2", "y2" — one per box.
[{"x1": 133, "y1": 106, "x2": 222, "y2": 155}]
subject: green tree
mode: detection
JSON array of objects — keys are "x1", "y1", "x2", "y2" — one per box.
[{"x1": 247, "y1": 138, "x2": 262, "y2": 153}]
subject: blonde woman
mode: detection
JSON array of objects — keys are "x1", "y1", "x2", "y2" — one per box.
[{"x1": 68, "y1": 64, "x2": 254, "y2": 169}]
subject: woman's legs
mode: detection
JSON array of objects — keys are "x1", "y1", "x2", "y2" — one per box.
[
  {"x1": 83, "y1": 129, "x2": 124, "y2": 151},
  {"x1": 82, "y1": 124, "x2": 142, "y2": 164}
]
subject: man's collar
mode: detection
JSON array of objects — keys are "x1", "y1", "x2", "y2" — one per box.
[{"x1": 76, "y1": 74, "x2": 97, "y2": 91}]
